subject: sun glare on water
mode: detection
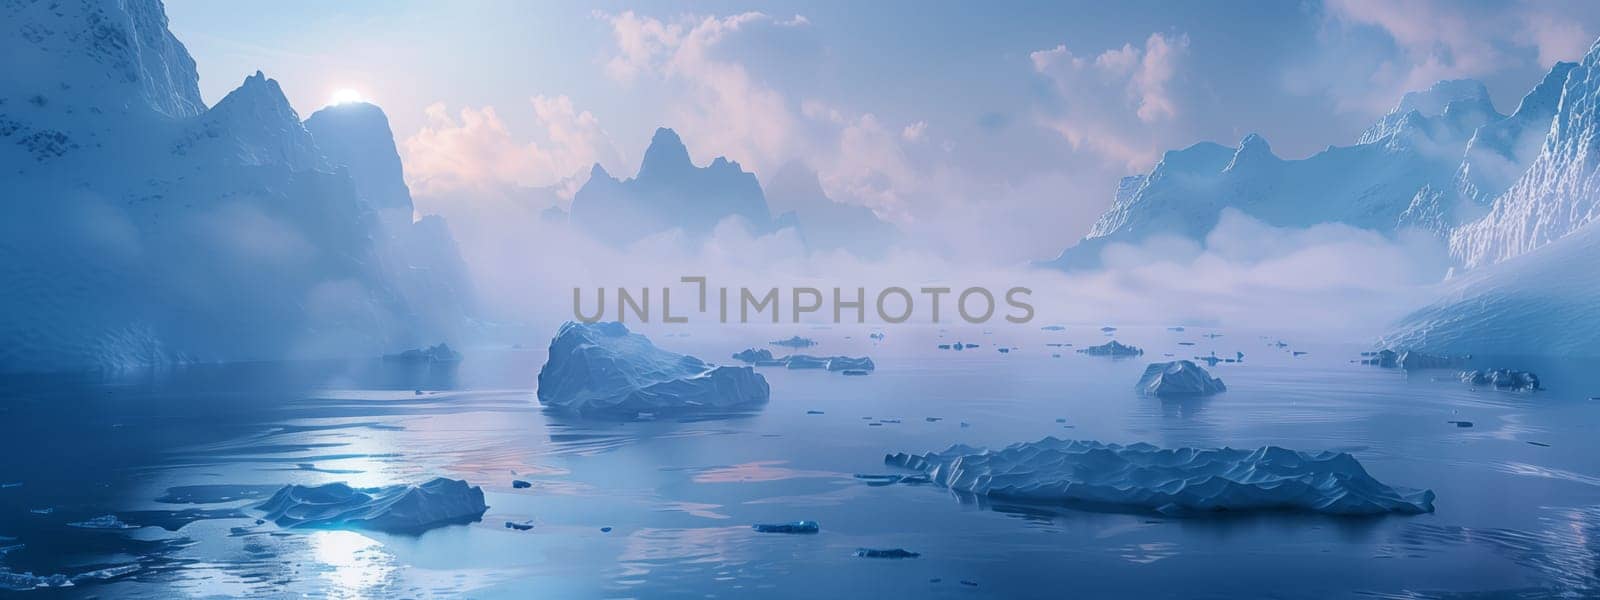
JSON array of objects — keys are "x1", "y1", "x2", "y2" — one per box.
[{"x1": 328, "y1": 88, "x2": 364, "y2": 106}]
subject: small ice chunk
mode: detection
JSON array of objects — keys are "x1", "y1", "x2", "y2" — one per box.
[
  {"x1": 752, "y1": 520, "x2": 819, "y2": 534},
  {"x1": 66, "y1": 515, "x2": 134, "y2": 529},
  {"x1": 512, "y1": 480, "x2": 532, "y2": 489},
  {"x1": 770, "y1": 336, "x2": 818, "y2": 348},
  {"x1": 1460, "y1": 369, "x2": 1540, "y2": 391},
  {"x1": 855, "y1": 548, "x2": 920, "y2": 558},
  {"x1": 504, "y1": 520, "x2": 533, "y2": 531},
  {"x1": 70, "y1": 564, "x2": 140, "y2": 583},
  {"x1": 1135, "y1": 360, "x2": 1226, "y2": 397}
]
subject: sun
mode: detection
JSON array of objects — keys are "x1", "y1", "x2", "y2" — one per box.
[{"x1": 328, "y1": 88, "x2": 364, "y2": 106}]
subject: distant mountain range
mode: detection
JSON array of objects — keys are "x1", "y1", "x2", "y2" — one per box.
[
  {"x1": 1042, "y1": 37, "x2": 1600, "y2": 356},
  {"x1": 0, "y1": 0, "x2": 470, "y2": 371},
  {"x1": 569, "y1": 127, "x2": 897, "y2": 257}
]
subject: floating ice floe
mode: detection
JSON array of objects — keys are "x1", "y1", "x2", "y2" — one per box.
[
  {"x1": 1040, "y1": 325, "x2": 1066, "y2": 331},
  {"x1": 538, "y1": 322, "x2": 769, "y2": 416},
  {"x1": 255, "y1": 477, "x2": 487, "y2": 534},
  {"x1": 884, "y1": 438, "x2": 1435, "y2": 516},
  {"x1": 66, "y1": 515, "x2": 135, "y2": 529},
  {"x1": 1136, "y1": 360, "x2": 1226, "y2": 397},
  {"x1": 730, "y1": 349, "x2": 874, "y2": 373},
  {"x1": 770, "y1": 336, "x2": 818, "y2": 348},
  {"x1": 731, "y1": 348, "x2": 776, "y2": 363},
  {"x1": 383, "y1": 342, "x2": 462, "y2": 364},
  {"x1": 856, "y1": 548, "x2": 920, "y2": 558},
  {"x1": 1460, "y1": 369, "x2": 1541, "y2": 390},
  {"x1": 1359, "y1": 349, "x2": 1466, "y2": 370},
  {"x1": 1077, "y1": 340, "x2": 1144, "y2": 357}
]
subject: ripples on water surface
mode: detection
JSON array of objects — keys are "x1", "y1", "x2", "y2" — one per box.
[{"x1": 1, "y1": 326, "x2": 1597, "y2": 598}]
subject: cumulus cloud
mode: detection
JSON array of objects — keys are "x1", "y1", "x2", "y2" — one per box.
[
  {"x1": 401, "y1": 95, "x2": 619, "y2": 198},
  {"x1": 599, "y1": 11, "x2": 800, "y2": 175},
  {"x1": 1310, "y1": 0, "x2": 1599, "y2": 114},
  {"x1": 1030, "y1": 32, "x2": 1192, "y2": 168}
]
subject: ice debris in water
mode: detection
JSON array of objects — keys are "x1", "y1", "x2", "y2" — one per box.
[
  {"x1": 884, "y1": 438, "x2": 1435, "y2": 516},
  {"x1": 1077, "y1": 340, "x2": 1144, "y2": 357},
  {"x1": 255, "y1": 477, "x2": 487, "y2": 534},
  {"x1": 66, "y1": 515, "x2": 135, "y2": 529},
  {"x1": 512, "y1": 480, "x2": 531, "y2": 489},
  {"x1": 383, "y1": 342, "x2": 462, "y2": 364},
  {"x1": 1460, "y1": 369, "x2": 1541, "y2": 391},
  {"x1": 770, "y1": 336, "x2": 818, "y2": 348},
  {"x1": 1136, "y1": 360, "x2": 1226, "y2": 397},
  {"x1": 731, "y1": 349, "x2": 874, "y2": 373},
  {"x1": 505, "y1": 520, "x2": 533, "y2": 531},
  {"x1": 856, "y1": 548, "x2": 920, "y2": 558},
  {"x1": 537, "y1": 322, "x2": 769, "y2": 416},
  {"x1": 1359, "y1": 349, "x2": 1466, "y2": 370},
  {"x1": 752, "y1": 520, "x2": 819, "y2": 534}
]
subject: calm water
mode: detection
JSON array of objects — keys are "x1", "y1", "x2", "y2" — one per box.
[{"x1": 2, "y1": 325, "x2": 1598, "y2": 598}]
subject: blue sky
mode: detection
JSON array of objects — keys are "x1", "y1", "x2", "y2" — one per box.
[{"x1": 164, "y1": 0, "x2": 1600, "y2": 262}]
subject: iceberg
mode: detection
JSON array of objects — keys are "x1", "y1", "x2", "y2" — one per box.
[
  {"x1": 771, "y1": 336, "x2": 819, "y2": 348},
  {"x1": 1135, "y1": 361, "x2": 1226, "y2": 397},
  {"x1": 731, "y1": 348, "x2": 776, "y2": 363},
  {"x1": 537, "y1": 322, "x2": 769, "y2": 416},
  {"x1": 383, "y1": 343, "x2": 462, "y2": 364},
  {"x1": 1077, "y1": 341, "x2": 1144, "y2": 357},
  {"x1": 825, "y1": 356, "x2": 875, "y2": 372},
  {"x1": 885, "y1": 438, "x2": 1435, "y2": 516},
  {"x1": 66, "y1": 515, "x2": 135, "y2": 529},
  {"x1": 784, "y1": 354, "x2": 830, "y2": 369},
  {"x1": 1460, "y1": 369, "x2": 1541, "y2": 391},
  {"x1": 1360, "y1": 349, "x2": 1465, "y2": 370},
  {"x1": 255, "y1": 477, "x2": 487, "y2": 534}
]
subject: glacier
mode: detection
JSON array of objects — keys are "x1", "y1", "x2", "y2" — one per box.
[
  {"x1": 885, "y1": 438, "x2": 1435, "y2": 516},
  {"x1": 537, "y1": 322, "x2": 770, "y2": 416},
  {"x1": 255, "y1": 477, "x2": 487, "y2": 534},
  {"x1": 1135, "y1": 360, "x2": 1226, "y2": 397}
]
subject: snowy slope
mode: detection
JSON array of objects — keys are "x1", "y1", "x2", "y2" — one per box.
[{"x1": 1384, "y1": 220, "x2": 1600, "y2": 357}]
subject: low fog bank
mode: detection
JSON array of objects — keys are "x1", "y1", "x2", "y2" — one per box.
[{"x1": 425, "y1": 192, "x2": 1451, "y2": 343}]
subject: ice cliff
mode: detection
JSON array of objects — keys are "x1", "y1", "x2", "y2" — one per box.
[
  {"x1": 537, "y1": 322, "x2": 770, "y2": 416},
  {"x1": 0, "y1": 0, "x2": 470, "y2": 372},
  {"x1": 885, "y1": 438, "x2": 1435, "y2": 516}
]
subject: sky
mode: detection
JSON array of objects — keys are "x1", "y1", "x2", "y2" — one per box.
[{"x1": 163, "y1": 0, "x2": 1600, "y2": 264}]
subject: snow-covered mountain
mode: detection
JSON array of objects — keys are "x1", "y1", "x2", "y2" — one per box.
[
  {"x1": 568, "y1": 128, "x2": 894, "y2": 255},
  {"x1": 570, "y1": 128, "x2": 777, "y2": 246},
  {"x1": 0, "y1": 0, "x2": 468, "y2": 372},
  {"x1": 1450, "y1": 48, "x2": 1600, "y2": 268},
  {"x1": 1386, "y1": 41, "x2": 1600, "y2": 356},
  {"x1": 1040, "y1": 79, "x2": 1518, "y2": 270}
]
